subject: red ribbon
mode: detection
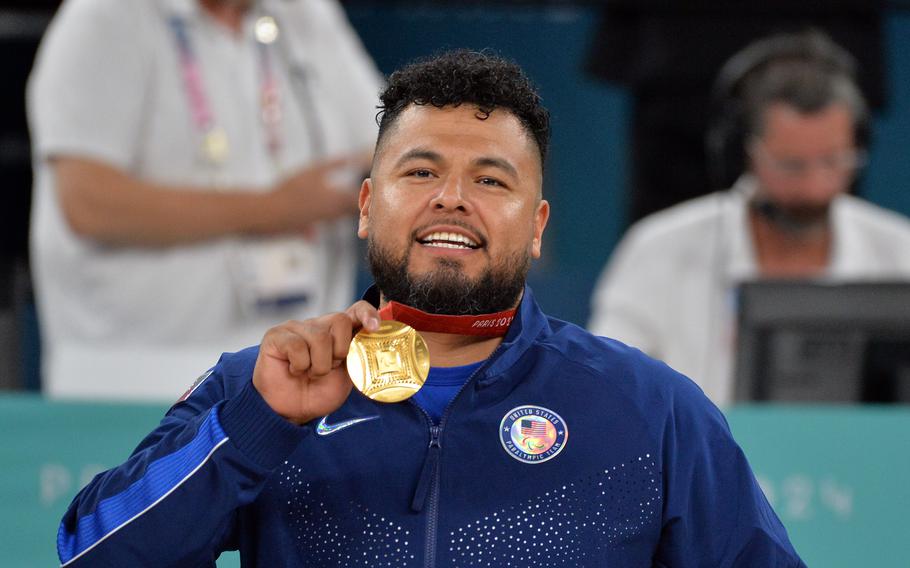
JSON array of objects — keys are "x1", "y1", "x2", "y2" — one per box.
[{"x1": 378, "y1": 301, "x2": 516, "y2": 337}]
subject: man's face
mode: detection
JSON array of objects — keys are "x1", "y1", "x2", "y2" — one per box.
[
  {"x1": 749, "y1": 102, "x2": 859, "y2": 220},
  {"x1": 358, "y1": 104, "x2": 549, "y2": 314}
]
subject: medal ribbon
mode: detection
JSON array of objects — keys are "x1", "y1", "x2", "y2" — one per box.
[
  {"x1": 378, "y1": 302, "x2": 516, "y2": 337},
  {"x1": 168, "y1": 15, "x2": 283, "y2": 164}
]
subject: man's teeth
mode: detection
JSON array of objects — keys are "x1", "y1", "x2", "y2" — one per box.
[
  {"x1": 420, "y1": 231, "x2": 478, "y2": 249},
  {"x1": 426, "y1": 242, "x2": 472, "y2": 249}
]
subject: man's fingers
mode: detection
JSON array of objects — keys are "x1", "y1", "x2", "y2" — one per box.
[
  {"x1": 330, "y1": 316, "x2": 354, "y2": 361},
  {"x1": 285, "y1": 336, "x2": 312, "y2": 376},
  {"x1": 264, "y1": 306, "x2": 378, "y2": 379},
  {"x1": 306, "y1": 323, "x2": 337, "y2": 377},
  {"x1": 346, "y1": 300, "x2": 381, "y2": 333},
  {"x1": 262, "y1": 327, "x2": 311, "y2": 375}
]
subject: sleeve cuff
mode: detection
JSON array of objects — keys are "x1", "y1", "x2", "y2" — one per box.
[
  {"x1": 218, "y1": 381, "x2": 309, "y2": 470},
  {"x1": 38, "y1": 138, "x2": 134, "y2": 171}
]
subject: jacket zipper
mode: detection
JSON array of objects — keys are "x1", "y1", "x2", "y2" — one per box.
[
  {"x1": 411, "y1": 344, "x2": 505, "y2": 568},
  {"x1": 422, "y1": 424, "x2": 441, "y2": 568}
]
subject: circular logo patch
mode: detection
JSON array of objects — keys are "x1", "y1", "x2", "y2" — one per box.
[{"x1": 499, "y1": 405, "x2": 568, "y2": 464}]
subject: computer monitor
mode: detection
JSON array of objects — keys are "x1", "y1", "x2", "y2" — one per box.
[{"x1": 734, "y1": 281, "x2": 910, "y2": 403}]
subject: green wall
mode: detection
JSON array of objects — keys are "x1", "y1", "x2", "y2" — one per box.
[{"x1": 2, "y1": 394, "x2": 906, "y2": 567}]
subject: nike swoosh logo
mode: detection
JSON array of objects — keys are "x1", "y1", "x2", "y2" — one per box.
[{"x1": 315, "y1": 414, "x2": 380, "y2": 436}]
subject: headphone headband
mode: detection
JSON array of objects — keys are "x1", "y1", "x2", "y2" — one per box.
[{"x1": 706, "y1": 30, "x2": 868, "y2": 190}]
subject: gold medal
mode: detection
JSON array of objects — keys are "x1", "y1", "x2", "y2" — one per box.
[
  {"x1": 346, "y1": 321, "x2": 430, "y2": 403},
  {"x1": 202, "y1": 128, "x2": 229, "y2": 165}
]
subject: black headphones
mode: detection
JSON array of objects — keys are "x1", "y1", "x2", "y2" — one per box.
[{"x1": 705, "y1": 30, "x2": 871, "y2": 191}]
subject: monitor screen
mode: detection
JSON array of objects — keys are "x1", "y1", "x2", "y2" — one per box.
[{"x1": 734, "y1": 281, "x2": 910, "y2": 403}]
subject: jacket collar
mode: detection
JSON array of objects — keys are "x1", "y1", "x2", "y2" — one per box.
[{"x1": 479, "y1": 285, "x2": 548, "y2": 384}]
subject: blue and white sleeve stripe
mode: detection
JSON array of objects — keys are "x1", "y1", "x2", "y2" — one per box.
[{"x1": 57, "y1": 408, "x2": 229, "y2": 566}]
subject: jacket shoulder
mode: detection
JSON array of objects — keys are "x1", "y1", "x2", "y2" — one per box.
[
  {"x1": 541, "y1": 319, "x2": 710, "y2": 408},
  {"x1": 170, "y1": 346, "x2": 261, "y2": 411}
]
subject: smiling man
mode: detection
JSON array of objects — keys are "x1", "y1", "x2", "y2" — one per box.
[
  {"x1": 367, "y1": 103, "x2": 546, "y2": 319},
  {"x1": 57, "y1": 50, "x2": 804, "y2": 567}
]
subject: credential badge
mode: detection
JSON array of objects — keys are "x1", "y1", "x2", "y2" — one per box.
[{"x1": 499, "y1": 405, "x2": 568, "y2": 464}]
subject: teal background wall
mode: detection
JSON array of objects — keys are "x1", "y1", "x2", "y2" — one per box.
[
  {"x1": 727, "y1": 407, "x2": 910, "y2": 567},
  {"x1": 2, "y1": 395, "x2": 908, "y2": 567}
]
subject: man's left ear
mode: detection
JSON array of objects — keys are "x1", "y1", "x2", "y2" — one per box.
[
  {"x1": 357, "y1": 178, "x2": 372, "y2": 239},
  {"x1": 531, "y1": 199, "x2": 550, "y2": 259}
]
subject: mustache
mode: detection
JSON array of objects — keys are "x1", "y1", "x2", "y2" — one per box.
[{"x1": 751, "y1": 198, "x2": 831, "y2": 233}]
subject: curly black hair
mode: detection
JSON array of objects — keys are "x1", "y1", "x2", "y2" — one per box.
[{"x1": 375, "y1": 49, "x2": 550, "y2": 167}]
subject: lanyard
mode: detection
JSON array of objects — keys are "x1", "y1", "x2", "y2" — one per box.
[{"x1": 168, "y1": 14, "x2": 284, "y2": 167}]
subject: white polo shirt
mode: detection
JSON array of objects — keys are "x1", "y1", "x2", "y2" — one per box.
[
  {"x1": 28, "y1": 0, "x2": 383, "y2": 399},
  {"x1": 588, "y1": 176, "x2": 910, "y2": 405}
]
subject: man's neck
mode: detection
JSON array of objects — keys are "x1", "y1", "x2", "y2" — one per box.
[
  {"x1": 199, "y1": 0, "x2": 249, "y2": 34},
  {"x1": 419, "y1": 332, "x2": 503, "y2": 368},
  {"x1": 749, "y1": 208, "x2": 832, "y2": 277}
]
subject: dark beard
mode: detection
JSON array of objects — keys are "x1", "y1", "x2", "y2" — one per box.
[
  {"x1": 751, "y1": 198, "x2": 831, "y2": 234},
  {"x1": 368, "y1": 239, "x2": 529, "y2": 316}
]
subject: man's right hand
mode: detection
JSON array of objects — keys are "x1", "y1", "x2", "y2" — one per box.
[
  {"x1": 265, "y1": 155, "x2": 366, "y2": 234},
  {"x1": 252, "y1": 301, "x2": 381, "y2": 425}
]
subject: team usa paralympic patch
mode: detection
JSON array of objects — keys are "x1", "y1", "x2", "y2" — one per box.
[{"x1": 499, "y1": 405, "x2": 568, "y2": 464}]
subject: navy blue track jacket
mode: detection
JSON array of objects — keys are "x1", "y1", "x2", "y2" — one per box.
[{"x1": 58, "y1": 286, "x2": 806, "y2": 567}]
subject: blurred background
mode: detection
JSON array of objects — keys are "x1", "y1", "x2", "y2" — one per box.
[{"x1": 2, "y1": 0, "x2": 909, "y2": 566}]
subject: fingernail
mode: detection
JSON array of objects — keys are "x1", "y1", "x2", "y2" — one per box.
[{"x1": 367, "y1": 317, "x2": 380, "y2": 331}]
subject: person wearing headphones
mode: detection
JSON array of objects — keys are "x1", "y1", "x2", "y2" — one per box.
[{"x1": 588, "y1": 30, "x2": 910, "y2": 406}]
